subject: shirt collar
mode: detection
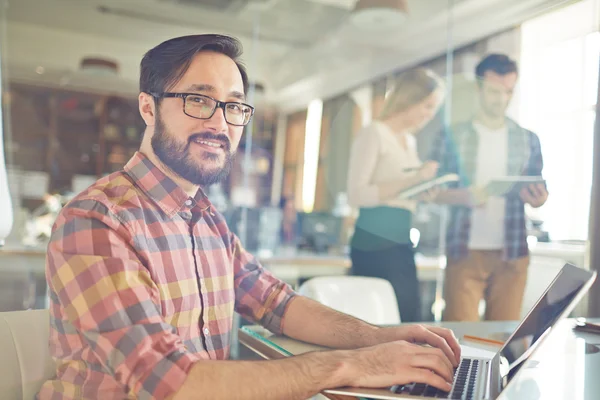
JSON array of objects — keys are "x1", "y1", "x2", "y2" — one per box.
[{"x1": 124, "y1": 152, "x2": 209, "y2": 217}]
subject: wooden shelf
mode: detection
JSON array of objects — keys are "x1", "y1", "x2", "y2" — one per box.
[
  {"x1": 4, "y1": 82, "x2": 144, "y2": 205},
  {"x1": 4, "y1": 82, "x2": 281, "y2": 210}
]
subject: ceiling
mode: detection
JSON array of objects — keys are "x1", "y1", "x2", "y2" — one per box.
[{"x1": 2, "y1": 0, "x2": 578, "y2": 112}]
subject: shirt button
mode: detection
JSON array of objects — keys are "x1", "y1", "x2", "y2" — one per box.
[
  {"x1": 203, "y1": 327, "x2": 210, "y2": 335},
  {"x1": 180, "y1": 211, "x2": 192, "y2": 220},
  {"x1": 184, "y1": 199, "x2": 193, "y2": 207}
]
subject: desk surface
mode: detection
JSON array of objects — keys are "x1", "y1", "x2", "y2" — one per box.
[
  {"x1": 259, "y1": 252, "x2": 445, "y2": 270},
  {"x1": 240, "y1": 319, "x2": 600, "y2": 400},
  {"x1": 0, "y1": 244, "x2": 46, "y2": 257}
]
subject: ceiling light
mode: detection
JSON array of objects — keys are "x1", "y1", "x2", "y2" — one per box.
[
  {"x1": 80, "y1": 57, "x2": 119, "y2": 76},
  {"x1": 350, "y1": 0, "x2": 409, "y2": 31},
  {"x1": 305, "y1": 0, "x2": 356, "y2": 9}
]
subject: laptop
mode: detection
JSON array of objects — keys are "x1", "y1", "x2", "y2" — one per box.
[{"x1": 324, "y1": 263, "x2": 597, "y2": 400}]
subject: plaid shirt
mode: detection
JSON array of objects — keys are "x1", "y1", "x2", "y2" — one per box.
[
  {"x1": 39, "y1": 152, "x2": 296, "y2": 400},
  {"x1": 430, "y1": 118, "x2": 544, "y2": 261}
]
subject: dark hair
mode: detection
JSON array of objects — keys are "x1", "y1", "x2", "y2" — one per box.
[
  {"x1": 140, "y1": 34, "x2": 249, "y2": 96},
  {"x1": 475, "y1": 53, "x2": 518, "y2": 81}
]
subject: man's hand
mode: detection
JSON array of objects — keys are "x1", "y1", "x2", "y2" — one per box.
[
  {"x1": 520, "y1": 183, "x2": 548, "y2": 208},
  {"x1": 468, "y1": 186, "x2": 489, "y2": 207},
  {"x1": 372, "y1": 324, "x2": 461, "y2": 367},
  {"x1": 342, "y1": 340, "x2": 454, "y2": 392},
  {"x1": 339, "y1": 324, "x2": 461, "y2": 392},
  {"x1": 227, "y1": 297, "x2": 464, "y2": 399}
]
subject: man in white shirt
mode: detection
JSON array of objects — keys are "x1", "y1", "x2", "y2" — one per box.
[{"x1": 431, "y1": 54, "x2": 549, "y2": 321}]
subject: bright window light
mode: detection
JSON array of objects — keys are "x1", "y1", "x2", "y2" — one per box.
[
  {"x1": 519, "y1": 0, "x2": 600, "y2": 241},
  {"x1": 302, "y1": 99, "x2": 324, "y2": 213}
]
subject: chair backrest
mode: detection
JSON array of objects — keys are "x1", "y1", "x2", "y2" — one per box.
[
  {"x1": 298, "y1": 276, "x2": 401, "y2": 325},
  {"x1": 0, "y1": 309, "x2": 56, "y2": 400}
]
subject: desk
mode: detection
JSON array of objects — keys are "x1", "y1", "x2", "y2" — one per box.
[
  {"x1": 0, "y1": 245, "x2": 48, "y2": 310},
  {"x1": 259, "y1": 253, "x2": 445, "y2": 321},
  {"x1": 0, "y1": 244, "x2": 46, "y2": 277},
  {"x1": 1, "y1": 243, "x2": 589, "y2": 320},
  {"x1": 259, "y1": 254, "x2": 351, "y2": 288},
  {"x1": 260, "y1": 253, "x2": 445, "y2": 289},
  {"x1": 240, "y1": 319, "x2": 600, "y2": 399}
]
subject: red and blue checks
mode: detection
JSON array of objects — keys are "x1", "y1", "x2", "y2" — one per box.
[{"x1": 39, "y1": 152, "x2": 296, "y2": 399}]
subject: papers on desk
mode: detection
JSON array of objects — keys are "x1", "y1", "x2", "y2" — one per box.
[{"x1": 460, "y1": 344, "x2": 496, "y2": 360}]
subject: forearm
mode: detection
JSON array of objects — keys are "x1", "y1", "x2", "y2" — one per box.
[
  {"x1": 434, "y1": 188, "x2": 472, "y2": 206},
  {"x1": 283, "y1": 296, "x2": 380, "y2": 349},
  {"x1": 349, "y1": 175, "x2": 423, "y2": 207},
  {"x1": 376, "y1": 174, "x2": 424, "y2": 202},
  {"x1": 171, "y1": 350, "x2": 351, "y2": 400}
]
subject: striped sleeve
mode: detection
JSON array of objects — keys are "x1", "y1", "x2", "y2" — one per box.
[
  {"x1": 230, "y1": 233, "x2": 297, "y2": 334},
  {"x1": 430, "y1": 127, "x2": 462, "y2": 188},
  {"x1": 46, "y1": 199, "x2": 197, "y2": 400}
]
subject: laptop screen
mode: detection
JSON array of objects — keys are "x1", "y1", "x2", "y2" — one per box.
[{"x1": 497, "y1": 263, "x2": 595, "y2": 386}]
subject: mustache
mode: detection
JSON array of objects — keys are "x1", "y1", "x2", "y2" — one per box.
[{"x1": 188, "y1": 132, "x2": 231, "y2": 151}]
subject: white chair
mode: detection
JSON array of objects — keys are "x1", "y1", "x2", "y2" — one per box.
[
  {"x1": 298, "y1": 276, "x2": 401, "y2": 325},
  {"x1": 0, "y1": 309, "x2": 56, "y2": 400}
]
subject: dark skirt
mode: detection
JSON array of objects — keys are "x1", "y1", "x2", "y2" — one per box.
[{"x1": 350, "y1": 207, "x2": 421, "y2": 322}]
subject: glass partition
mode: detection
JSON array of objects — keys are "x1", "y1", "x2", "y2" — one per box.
[{"x1": 0, "y1": 0, "x2": 598, "y2": 329}]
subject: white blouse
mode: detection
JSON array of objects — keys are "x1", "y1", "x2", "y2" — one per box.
[{"x1": 347, "y1": 121, "x2": 422, "y2": 213}]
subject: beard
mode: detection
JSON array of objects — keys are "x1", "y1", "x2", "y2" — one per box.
[
  {"x1": 483, "y1": 105, "x2": 505, "y2": 119},
  {"x1": 151, "y1": 112, "x2": 235, "y2": 187},
  {"x1": 481, "y1": 97, "x2": 508, "y2": 119}
]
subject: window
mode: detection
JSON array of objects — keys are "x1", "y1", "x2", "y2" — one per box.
[{"x1": 519, "y1": 0, "x2": 600, "y2": 241}]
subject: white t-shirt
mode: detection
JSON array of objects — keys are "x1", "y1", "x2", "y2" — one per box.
[
  {"x1": 347, "y1": 121, "x2": 422, "y2": 212},
  {"x1": 468, "y1": 122, "x2": 508, "y2": 250}
]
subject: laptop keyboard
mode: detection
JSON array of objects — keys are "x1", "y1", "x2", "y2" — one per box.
[{"x1": 393, "y1": 358, "x2": 481, "y2": 399}]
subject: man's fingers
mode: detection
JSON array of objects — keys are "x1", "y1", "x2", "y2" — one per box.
[
  {"x1": 405, "y1": 368, "x2": 453, "y2": 392},
  {"x1": 410, "y1": 351, "x2": 454, "y2": 382},
  {"x1": 520, "y1": 187, "x2": 534, "y2": 203},
  {"x1": 410, "y1": 326, "x2": 458, "y2": 367},
  {"x1": 535, "y1": 183, "x2": 548, "y2": 198},
  {"x1": 527, "y1": 184, "x2": 540, "y2": 197},
  {"x1": 427, "y1": 327, "x2": 462, "y2": 362}
]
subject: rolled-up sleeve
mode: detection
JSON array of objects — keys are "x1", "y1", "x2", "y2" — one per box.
[
  {"x1": 230, "y1": 233, "x2": 297, "y2": 334},
  {"x1": 430, "y1": 127, "x2": 462, "y2": 188},
  {"x1": 526, "y1": 130, "x2": 544, "y2": 177},
  {"x1": 46, "y1": 200, "x2": 197, "y2": 400}
]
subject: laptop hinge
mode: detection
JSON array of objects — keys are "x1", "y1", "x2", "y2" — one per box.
[
  {"x1": 482, "y1": 359, "x2": 492, "y2": 400},
  {"x1": 487, "y1": 356, "x2": 503, "y2": 399}
]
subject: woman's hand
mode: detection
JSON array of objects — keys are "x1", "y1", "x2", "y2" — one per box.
[
  {"x1": 417, "y1": 161, "x2": 440, "y2": 181},
  {"x1": 417, "y1": 187, "x2": 440, "y2": 202}
]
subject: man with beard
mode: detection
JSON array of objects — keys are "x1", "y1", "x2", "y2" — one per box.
[
  {"x1": 40, "y1": 35, "x2": 461, "y2": 400},
  {"x1": 430, "y1": 54, "x2": 549, "y2": 322}
]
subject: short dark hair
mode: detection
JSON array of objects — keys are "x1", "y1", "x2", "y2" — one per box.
[
  {"x1": 475, "y1": 53, "x2": 518, "y2": 81},
  {"x1": 139, "y1": 34, "x2": 249, "y2": 96}
]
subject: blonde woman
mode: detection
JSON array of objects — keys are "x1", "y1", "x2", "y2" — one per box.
[{"x1": 347, "y1": 68, "x2": 445, "y2": 322}]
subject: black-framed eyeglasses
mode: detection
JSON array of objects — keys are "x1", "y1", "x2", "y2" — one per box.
[{"x1": 151, "y1": 92, "x2": 255, "y2": 126}]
